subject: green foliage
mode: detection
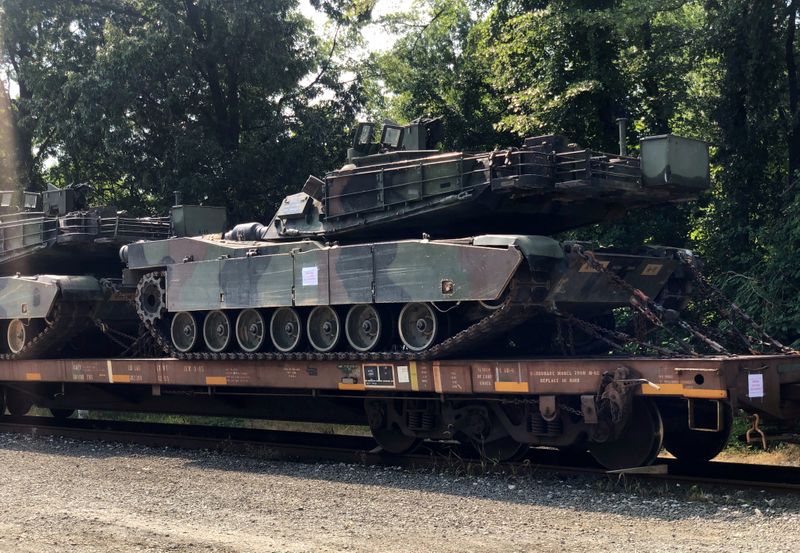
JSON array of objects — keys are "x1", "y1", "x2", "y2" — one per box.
[
  {"x1": 370, "y1": 0, "x2": 800, "y2": 342},
  {"x1": 2, "y1": 0, "x2": 800, "y2": 343},
  {"x1": 1, "y1": 0, "x2": 366, "y2": 218},
  {"x1": 371, "y1": 0, "x2": 509, "y2": 150}
]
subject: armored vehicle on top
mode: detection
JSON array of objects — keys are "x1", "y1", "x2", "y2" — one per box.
[
  {"x1": 125, "y1": 119, "x2": 710, "y2": 358},
  {"x1": 0, "y1": 184, "x2": 225, "y2": 358}
]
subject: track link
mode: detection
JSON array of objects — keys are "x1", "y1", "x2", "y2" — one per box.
[
  {"x1": 137, "y1": 271, "x2": 538, "y2": 361},
  {"x1": 0, "y1": 303, "x2": 91, "y2": 360}
]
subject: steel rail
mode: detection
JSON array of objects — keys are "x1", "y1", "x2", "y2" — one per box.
[{"x1": 1, "y1": 416, "x2": 798, "y2": 493}]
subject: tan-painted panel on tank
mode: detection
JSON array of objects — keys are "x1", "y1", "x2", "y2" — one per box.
[
  {"x1": 328, "y1": 245, "x2": 373, "y2": 304},
  {"x1": 0, "y1": 276, "x2": 60, "y2": 319},
  {"x1": 127, "y1": 237, "x2": 255, "y2": 270},
  {"x1": 294, "y1": 249, "x2": 330, "y2": 306},
  {"x1": 373, "y1": 241, "x2": 521, "y2": 303},
  {"x1": 219, "y1": 255, "x2": 294, "y2": 309},
  {"x1": 167, "y1": 260, "x2": 221, "y2": 311}
]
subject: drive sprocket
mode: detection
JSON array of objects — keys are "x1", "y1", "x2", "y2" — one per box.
[{"x1": 135, "y1": 272, "x2": 167, "y2": 324}]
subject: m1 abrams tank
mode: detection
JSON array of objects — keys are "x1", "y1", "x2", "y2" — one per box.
[
  {"x1": 124, "y1": 119, "x2": 709, "y2": 359},
  {"x1": 0, "y1": 184, "x2": 226, "y2": 358}
]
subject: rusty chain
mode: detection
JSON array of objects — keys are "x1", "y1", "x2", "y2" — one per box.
[
  {"x1": 571, "y1": 246, "x2": 730, "y2": 355},
  {"x1": 676, "y1": 251, "x2": 796, "y2": 355}
]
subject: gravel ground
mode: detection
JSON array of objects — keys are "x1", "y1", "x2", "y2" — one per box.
[{"x1": 0, "y1": 433, "x2": 798, "y2": 553}]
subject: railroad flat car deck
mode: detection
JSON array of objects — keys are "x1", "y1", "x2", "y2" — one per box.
[{"x1": 1, "y1": 354, "x2": 798, "y2": 469}]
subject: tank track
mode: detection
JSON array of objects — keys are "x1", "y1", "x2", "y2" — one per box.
[
  {"x1": 137, "y1": 271, "x2": 539, "y2": 362},
  {"x1": 0, "y1": 303, "x2": 91, "y2": 360}
]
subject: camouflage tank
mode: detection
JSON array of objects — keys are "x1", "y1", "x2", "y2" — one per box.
[
  {"x1": 0, "y1": 184, "x2": 226, "y2": 358},
  {"x1": 123, "y1": 120, "x2": 709, "y2": 358}
]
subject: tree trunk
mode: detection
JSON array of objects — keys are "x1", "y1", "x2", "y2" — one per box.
[{"x1": 787, "y1": 0, "x2": 800, "y2": 190}]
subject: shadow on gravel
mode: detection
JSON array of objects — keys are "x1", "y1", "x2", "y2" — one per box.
[{"x1": 1, "y1": 431, "x2": 797, "y2": 522}]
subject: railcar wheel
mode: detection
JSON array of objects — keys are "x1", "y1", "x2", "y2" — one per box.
[
  {"x1": 307, "y1": 306, "x2": 341, "y2": 353},
  {"x1": 473, "y1": 436, "x2": 528, "y2": 462},
  {"x1": 4, "y1": 391, "x2": 33, "y2": 416},
  {"x1": 270, "y1": 307, "x2": 302, "y2": 352},
  {"x1": 235, "y1": 309, "x2": 266, "y2": 353},
  {"x1": 398, "y1": 302, "x2": 438, "y2": 352},
  {"x1": 588, "y1": 397, "x2": 664, "y2": 469},
  {"x1": 663, "y1": 401, "x2": 733, "y2": 463},
  {"x1": 345, "y1": 305, "x2": 383, "y2": 352},
  {"x1": 203, "y1": 310, "x2": 232, "y2": 353},
  {"x1": 371, "y1": 426, "x2": 423, "y2": 455},
  {"x1": 171, "y1": 312, "x2": 199, "y2": 353},
  {"x1": 6, "y1": 319, "x2": 29, "y2": 355},
  {"x1": 50, "y1": 409, "x2": 75, "y2": 419}
]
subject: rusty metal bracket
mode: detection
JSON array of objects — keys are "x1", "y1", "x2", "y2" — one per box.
[
  {"x1": 538, "y1": 395, "x2": 558, "y2": 421},
  {"x1": 580, "y1": 395, "x2": 598, "y2": 424},
  {"x1": 687, "y1": 398, "x2": 723, "y2": 433},
  {"x1": 746, "y1": 414, "x2": 767, "y2": 450},
  {"x1": 596, "y1": 366, "x2": 636, "y2": 428}
]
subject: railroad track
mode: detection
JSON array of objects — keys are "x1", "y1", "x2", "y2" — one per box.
[{"x1": 1, "y1": 415, "x2": 798, "y2": 492}]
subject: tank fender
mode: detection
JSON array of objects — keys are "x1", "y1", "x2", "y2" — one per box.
[
  {"x1": 44, "y1": 275, "x2": 105, "y2": 302},
  {"x1": 124, "y1": 237, "x2": 254, "y2": 270},
  {"x1": 0, "y1": 275, "x2": 102, "y2": 320},
  {"x1": 473, "y1": 235, "x2": 564, "y2": 260}
]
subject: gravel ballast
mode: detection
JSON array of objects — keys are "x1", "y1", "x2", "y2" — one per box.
[{"x1": 0, "y1": 433, "x2": 798, "y2": 552}]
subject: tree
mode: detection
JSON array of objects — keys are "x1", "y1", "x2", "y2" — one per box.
[
  {"x1": 1, "y1": 0, "x2": 366, "y2": 220},
  {"x1": 371, "y1": 0, "x2": 509, "y2": 150},
  {"x1": 0, "y1": 0, "x2": 111, "y2": 191}
]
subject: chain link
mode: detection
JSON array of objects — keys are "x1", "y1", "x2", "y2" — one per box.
[
  {"x1": 571, "y1": 246, "x2": 729, "y2": 355},
  {"x1": 676, "y1": 252, "x2": 796, "y2": 355}
]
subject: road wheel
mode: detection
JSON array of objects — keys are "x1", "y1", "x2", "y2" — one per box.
[
  {"x1": 171, "y1": 312, "x2": 199, "y2": 353},
  {"x1": 203, "y1": 310, "x2": 232, "y2": 353},
  {"x1": 270, "y1": 307, "x2": 302, "y2": 352},
  {"x1": 307, "y1": 306, "x2": 341, "y2": 353},
  {"x1": 235, "y1": 309, "x2": 267, "y2": 353},
  {"x1": 398, "y1": 302, "x2": 438, "y2": 352}
]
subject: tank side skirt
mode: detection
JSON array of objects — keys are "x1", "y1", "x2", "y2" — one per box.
[{"x1": 165, "y1": 241, "x2": 523, "y2": 312}]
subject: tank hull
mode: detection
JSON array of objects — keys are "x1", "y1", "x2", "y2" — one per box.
[{"x1": 126, "y1": 234, "x2": 690, "y2": 356}]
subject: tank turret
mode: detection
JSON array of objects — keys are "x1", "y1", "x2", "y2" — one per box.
[
  {"x1": 247, "y1": 120, "x2": 708, "y2": 243},
  {"x1": 0, "y1": 184, "x2": 227, "y2": 358}
]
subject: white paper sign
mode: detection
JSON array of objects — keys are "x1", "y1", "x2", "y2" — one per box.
[
  {"x1": 396, "y1": 365, "x2": 410, "y2": 384},
  {"x1": 301, "y1": 266, "x2": 318, "y2": 286},
  {"x1": 747, "y1": 373, "x2": 764, "y2": 398}
]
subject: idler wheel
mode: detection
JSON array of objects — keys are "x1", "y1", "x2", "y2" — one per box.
[
  {"x1": 307, "y1": 306, "x2": 341, "y2": 353},
  {"x1": 6, "y1": 319, "x2": 31, "y2": 355},
  {"x1": 136, "y1": 273, "x2": 167, "y2": 324},
  {"x1": 235, "y1": 309, "x2": 266, "y2": 353},
  {"x1": 270, "y1": 307, "x2": 302, "y2": 352},
  {"x1": 170, "y1": 312, "x2": 199, "y2": 353},
  {"x1": 398, "y1": 302, "x2": 438, "y2": 352},
  {"x1": 588, "y1": 397, "x2": 664, "y2": 470},
  {"x1": 203, "y1": 310, "x2": 232, "y2": 353},
  {"x1": 345, "y1": 305, "x2": 383, "y2": 352}
]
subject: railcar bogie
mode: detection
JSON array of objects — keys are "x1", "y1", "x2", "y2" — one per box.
[
  {"x1": 660, "y1": 398, "x2": 734, "y2": 463},
  {"x1": 0, "y1": 352, "x2": 796, "y2": 469}
]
